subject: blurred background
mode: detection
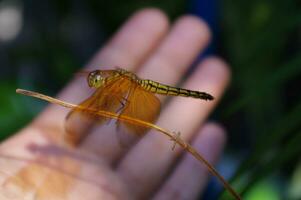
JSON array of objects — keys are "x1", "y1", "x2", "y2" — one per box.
[{"x1": 0, "y1": 0, "x2": 300, "y2": 199}]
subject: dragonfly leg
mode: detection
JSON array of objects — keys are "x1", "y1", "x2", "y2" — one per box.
[
  {"x1": 101, "y1": 92, "x2": 130, "y2": 125},
  {"x1": 115, "y1": 96, "x2": 130, "y2": 114},
  {"x1": 115, "y1": 84, "x2": 136, "y2": 114}
]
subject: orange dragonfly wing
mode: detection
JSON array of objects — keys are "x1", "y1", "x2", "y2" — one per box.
[
  {"x1": 116, "y1": 84, "x2": 161, "y2": 139},
  {"x1": 64, "y1": 76, "x2": 133, "y2": 146},
  {"x1": 65, "y1": 73, "x2": 161, "y2": 147}
]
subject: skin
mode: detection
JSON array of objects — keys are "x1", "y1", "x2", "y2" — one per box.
[{"x1": 0, "y1": 8, "x2": 230, "y2": 200}]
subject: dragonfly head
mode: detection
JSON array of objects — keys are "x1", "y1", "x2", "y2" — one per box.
[{"x1": 87, "y1": 70, "x2": 105, "y2": 88}]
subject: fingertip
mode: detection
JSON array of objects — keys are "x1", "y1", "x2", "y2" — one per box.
[
  {"x1": 200, "y1": 122, "x2": 227, "y2": 149},
  {"x1": 190, "y1": 122, "x2": 227, "y2": 164},
  {"x1": 173, "y1": 15, "x2": 211, "y2": 47},
  {"x1": 129, "y1": 8, "x2": 170, "y2": 35},
  {"x1": 200, "y1": 57, "x2": 231, "y2": 88},
  {"x1": 185, "y1": 56, "x2": 231, "y2": 102}
]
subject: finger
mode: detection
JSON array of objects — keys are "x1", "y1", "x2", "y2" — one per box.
[
  {"x1": 30, "y1": 9, "x2": 169, "y2": 141},
  {"x1": 153, "y1": 123, "x2": 226, "y2": 200},
  {"x1": 80, "y1": 15, "x2": 211, "y2": 163},
  {"x1": 138, "y1": 15, "x2": 211, "y2": 84},
  {"x1": 116, "y1": 57, "x2": 231, "y2": 198}
]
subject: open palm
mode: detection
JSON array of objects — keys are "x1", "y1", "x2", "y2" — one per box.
[{"x1": 0, "y1": 9, "x2": 230, "y2": 200}]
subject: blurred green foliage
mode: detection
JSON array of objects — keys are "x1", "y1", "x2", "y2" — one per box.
[
  {"x1": 244, "y1": 180, "x2": 281, "y2": 200},
  {"x1": 220, "y1": 0, "x2": 301, "y2": 199},
  {"x1": 0, "y1": 0, "x2": 300, "y2": 199}
]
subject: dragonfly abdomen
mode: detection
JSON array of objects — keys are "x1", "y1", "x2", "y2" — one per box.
[{"x1": 139, "y1": 80, "x2": 214, "y2": 101}]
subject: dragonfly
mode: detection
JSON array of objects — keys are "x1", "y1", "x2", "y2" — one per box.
[{"x1": 65, "y1": 68, "x2": 214, "y2": 146}]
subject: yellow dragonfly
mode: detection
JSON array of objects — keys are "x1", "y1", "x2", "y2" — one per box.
[{"x1": 65, "y1": 68, "x2": 213, "y2": 145}]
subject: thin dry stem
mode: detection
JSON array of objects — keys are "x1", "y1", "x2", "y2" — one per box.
[{"x1": 15, "y1": 88, "x2": 241, "y2": 200}]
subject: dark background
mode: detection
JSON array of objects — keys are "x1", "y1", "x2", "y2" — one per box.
[{"x1": 0, "y1": 0, "x2": 300, "y2": 199}]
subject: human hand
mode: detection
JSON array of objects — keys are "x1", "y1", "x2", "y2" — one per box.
[{"x1": 0, "y1": 9, "x2": 230, "y2": 200}]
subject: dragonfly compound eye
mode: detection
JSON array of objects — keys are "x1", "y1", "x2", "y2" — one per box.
[{"x1": 88, "y1": 70, "x2": 103, "y2": 88}]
